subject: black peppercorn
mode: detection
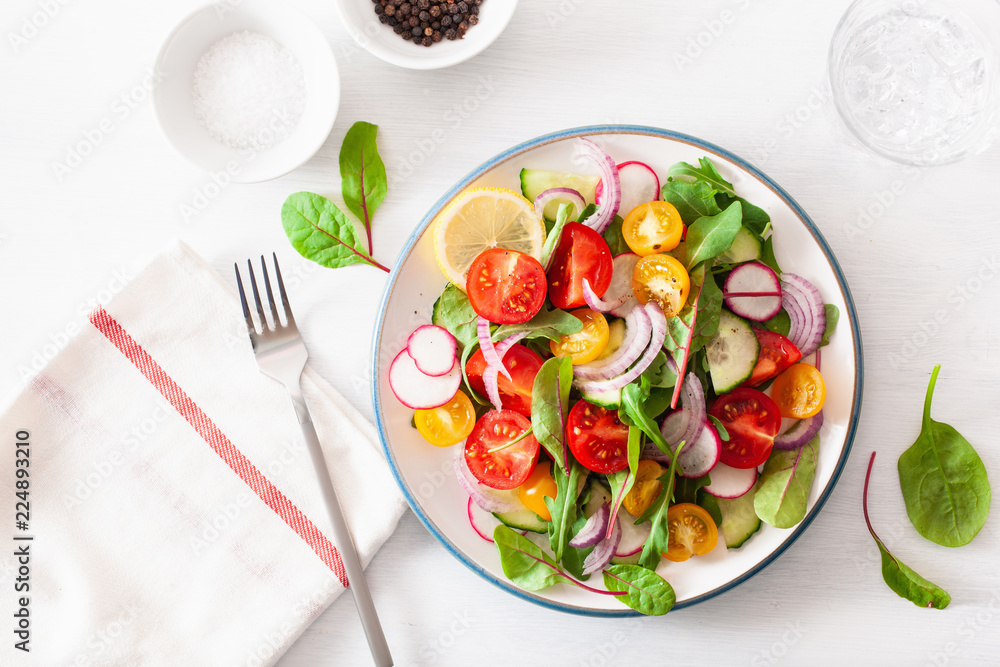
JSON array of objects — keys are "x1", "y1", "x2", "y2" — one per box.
[
  {"x1": 457, "y1": 1, "x2": 468, "y2": 11},
  {"x1": 377, "y1": 0, "x2": 484, "y2": 46},
  {"x1": 431, "y1": 20, "x2": 441, "y2": 28},
  {"x1": 441, "y1": 15, "x2": 451, "y2": 26},
  {"x1": 432, "y1": 30, "x2": 442, "y2": 41},
  {"x1": 393, "y1": 23, "x2": 404, "y2": 33},
  {"x1": 418, "y1": 0, "x2": 430, "y2": 7},
  {"x1": 468, "y1": 14, "x2": 478, "y2": 24},
  {"x1": 445, "y1": 27, "x2": 457, "y2": 39},
  {"x1": 411, "y1": 26, "x2": 422, "y2": 36},
  {"x1": 429, "y1": 4, "x2": 441, "y2": 17},
  {"x1": 399, "y1": 3, "x2": 411, "y2": 14},
  {"x1": 447, "y1": 3, "x2": 459, "y2": 14},
  {"x1": 408, "y1": 16, "x2": 419, "y2": 26}
]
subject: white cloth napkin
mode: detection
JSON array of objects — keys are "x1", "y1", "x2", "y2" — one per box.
[{"x1": 0, "y1": 242, "x2": 406, "y2": 666}]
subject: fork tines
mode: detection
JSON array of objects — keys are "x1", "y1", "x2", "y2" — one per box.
[{"x1": 234, "y1": 253, "x2": 295, "y2": 337}]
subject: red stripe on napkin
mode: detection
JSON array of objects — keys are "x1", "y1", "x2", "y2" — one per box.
[{"x1": 89, "y1": 305, "x2": 348, "y2": 588}]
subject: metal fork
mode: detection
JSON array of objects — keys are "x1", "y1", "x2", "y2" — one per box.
[{"x1": 235, "y1": 254, "x2": 393, "y2": 667}]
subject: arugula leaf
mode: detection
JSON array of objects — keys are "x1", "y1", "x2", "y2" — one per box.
[
  {"x1": 897, "y1": 365, "x2": 991, "y2": 547},
  {"x1": 607, "y1": 426, "x2": 641, "y2": 536},
  {"x1": 864, "y1": 453, "x2": 951, "y2": 609},
  {"x1": 545, "y1": 459, "x2": 583, "y2": 562},
  {"x1": 281, "y1": 192, "x2": 389, "y2": 271},
  {"x1": 708, "y1": 414, "x2": 730, "y2": 441},
  {"x1": 660, "y1": 179, "x2": 722, "y2": 224},
  {"x1": 637, "y1": 454, "x2": 680, "y2": 571},
  {"x1": 339, "y1": 121, "x2": 387, "y2": 254},
  {"x1": 603, "y1": 564, "x2": 676, "y2": 616},
  {"x1": 602, "y1": 213, "x2": 630, "y2": 256},
  {"x1": 531, "y1": 357, "x2": 573, "y2": 470},
  {"x1": 819, "y1": 304, "x2": 840, "y2": 348},
  {"x1": 759, "y1": 235, "x2": 782, "y2": 275},
  {"x1": 760, "y1": 309, "x2": 791, "y2": 337},
  {"x1": 754, "y1": 435, "x2": 819, "y2": 528},
  {"x1": 494, "y1": 525, "x2": 575, "y2": 590},
  {"x1": 540, "y1": 203, "x2": 572, "y2": 268},
  {"x1": 619, "y1": 377, "x2": 672, "y2": 459},
  {"x1": 644, "y1": 350, "x2": 678, "y2": 389},
  {"x1": 667, "y1": 157, "x2": 737, "y2": 198},
  {"x1": 715, "y1": 192, "x2": 770, "y2": 237},
  {"x1": 684, "y1": 201, "x2": 743, "y2": 269},
  {"x1": 493, "y1": 307, "x2": 583, "y2": 342}
]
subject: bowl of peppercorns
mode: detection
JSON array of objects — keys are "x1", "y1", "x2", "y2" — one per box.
[{"x1": 334, "y1": 0, "x2": 517, "y2": 69}]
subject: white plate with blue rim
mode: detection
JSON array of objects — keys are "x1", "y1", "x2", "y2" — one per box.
[{"x1": 371, "y1": 125, "x2": 863, "y2": 616}]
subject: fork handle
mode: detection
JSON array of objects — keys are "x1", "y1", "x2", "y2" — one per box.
[{"x1": 299, "y1": 417, "x2": 394, "y2": 667}]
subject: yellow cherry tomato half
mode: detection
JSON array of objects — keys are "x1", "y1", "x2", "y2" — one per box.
[
  {"x1": 632, "y1": 254, "x2": 691, "y2": 317},
  {"x1": 517, "y1": 461, "x2": 558, "y2": 521},
  {"x1": 623, "y1": 460, "x2": 665, "y2": 517},
  {"x1": 549, "y1": 308, "x2": 610, "y2": 364},
  {"x1": 663, "y1": 503, "x2": 719, "y2": 563},
  {"x1": 414, "y1": 390, "x2": 477, "y2": 447},
  {"x1": 770, "y1": 363, "x2": 826, "y2": 419},
  {"x1": 622, "y1": 201, "x2": 684, "y2": 256}
]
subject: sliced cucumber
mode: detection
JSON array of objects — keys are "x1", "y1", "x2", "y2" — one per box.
[
  {"x1": 580, "y1": 386, "x2": 622, "y2": 409},
  {"x1": 706, "y1": 309, "x2": 759, "y2": 394},
  {"x1": 596, "y1": 318, "x2": 626, "y2": 360},
  {"x1": 519, "y1": 169, "x2": 599, "y2": 220},
  {"x1": 716, "y1": 488, "x2": 762, "y2": 548},
  {"x1": 579, "y1": 320, "x2": 626, "y2": 408},
  {"x1": 493, "y1": 508, "x2": 548, "y2": 534},
  {"x1": 610, "y1": 552, "x2": 641, "y2": 565},
  {"x1": 715, "y1": 226, "x2": 762, "y2": 265},
  {"x1": 583, "y1": 478, "x2": 612, "y2": 517}
]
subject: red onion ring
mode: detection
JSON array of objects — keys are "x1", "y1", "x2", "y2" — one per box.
[
  {"x1": 534, "y1": 187, "x2": 586, "y2": 220},
  {"x1": 573, "y1": 306, "x2": 650, "y2": 380},
  {"x1": 573, "y1": 302, "x2": 667, "y2": 394},
  {"x1": 582, "y1": 277, "x2": 630, "y2": 314},
  {"x1": 577, "y1": 138, "x2": 621, "y2": 235},
  {"x1": 454, "y1": 447, "x2": 522, "y2": 513},
  {"x1": 780, "y1": 273, "x2": 827, "y2": 356},
  {"x1": 481, "y1": 331, "x2": 528, "y2": 411}
]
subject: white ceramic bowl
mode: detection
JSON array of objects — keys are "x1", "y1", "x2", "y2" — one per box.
[
  {"x1": 153, "y1": 0, "x2": 340, "y2": 183},
  {"x1": 334, "y1": 0, "x2": 518, "y2": 70},
  {"x1": 372, "y1": 126, "x2": 864, "y2": 616}
]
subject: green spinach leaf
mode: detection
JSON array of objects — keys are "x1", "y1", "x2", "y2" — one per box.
[
  {"x1": 432, "y1": 283, "x2": 479, "y2": 349},
  {"x1": 603, "y1": 564, "x2": 676, "y2": 616},
  {"x1": 864, "y1": 452, "x2": 951, "y2": 609},
  {"x1": 561, "y1": 513, "x2": 595, "y2": 580},
  {"x1": 760, "y1": 309, "x2": 791, "y2": 338},
  {"x1": 493, "y1": 307, "x2": 583, "y2": 342},
  {"x1": 667, "y1": 157, "x2": 737, "y2": 198},
  {"x1": 602, "y1": 213, "x2": 629, "y2": 256},
  {"x1": 684, "y1": 201, "x2": 743, "y2": 269},
  {"x1": 819, "y1": 304, "x2": 840, "y2": 348},
  {"x1": 494, "y1": 525, "x2": 574, "y2": 590},
  {"x1": 339, "y1": 121, "x2": 387, "y2": 253},
  {"x1": 759, "y1": 235, "x2": 782, "y2": 275},
  {"x1": 281, "y1": 192, "x2": 389, "y2": 271},
  {"x1": 898, "y1": 365, "x2": 991, "y2": 547},
  {"x1": 660, "y1": 180, "x2": 721, "y2": 224},
  {"x1": 754, "y1": 435, "x2": 819, "y2": 528},
  {"x1": 607, "y1": 426, "x2": 641, "y2": 534},
  {"x1": 619, "y1": 377, "x2": 672, "y2": 459},
  {"x1": 715, "y1": 192, "x2": 770, "y2": 237},
  {"x1": 531, "y1": 357, "x2": 573, "y2": 469}
]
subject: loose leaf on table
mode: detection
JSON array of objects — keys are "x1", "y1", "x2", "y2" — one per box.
[
  {"x1": 281, "y1": 192, "x2": 388, "y2": 271},
  {"x1": 897, "y1": 365, "x2": 991, "y2": 547},
  {"x1": 715, "y1": 191, "x2": 770, "y2": 237},
  {"x1": 684, "y1": 201, "x2": 743, "y2": 269},
  {"x1": 602, "y1": 212, "x2": 631, "y2": 256},
  {"x1": 819, "y1": 304, "x2": 840, "y2": 348},
  {"x1": 864, "y1": 452, "x2": 952, "y2": 609},
  {"x1": 493, "y1": 306, "x2": 583, "y2": 342},
  {"x1": 754, "y1": 435, "x2": 819, "y2": 528},
  {"x1": 531, "y1": 357, "x2": 573, "y2": 470},
  {"x1": 494, "y1": 525, "x2": 574, "y2": 591},
  {"x1": 667, "y1": 157, "x2": 737, "y2": 198},
  {"x1": 339, "y1": 121, "x2": 387, "y2": 253},
  {"x1": 545, "y1": 459, "x2": 583, "y2": 563},
  {"x1": 607, "y1": 425, "x2": 642, "y2": 536},
  {"x1": 603, "y1": 564, "x2": 676, "y2": 616},
  {"x1": 637, "y1": 453, "x2": 680, "y2": 571},
  {"x1": 660, "y1": 179, "x2": 722, "y2": 224}
]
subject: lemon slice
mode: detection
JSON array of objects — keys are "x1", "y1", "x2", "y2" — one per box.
[{"x1": 433, "y1": 187, "x2": 546, "y2": 289}]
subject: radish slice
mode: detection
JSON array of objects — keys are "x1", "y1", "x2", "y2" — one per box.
[
  {"x1": 388, "y1": 349, "x2": 461, "y2": 410},
  {"x1": 573, "y1": 305, "x2": 650, "y2": 379},
  {"x1": 673, "y1": 419, "x2": 722, "y2": 478},
  {"x1": 608, "y1": 253, "x2": 640, "y2": 317},
  {"x1": 468, "y1": 496, "x2": 502, "y2": 542},
  {"x1": 596, "y1": 161, "x2": 660, "y2": 218},
  {"x1": 582, "y1": 513, "x2": 622, "y2": 575},
  {"x1": 454, "y1": 448, "x2": 522, "y2": 514},
  {"x1": 582, "y1": 277, "x2": 630, "y2": 314},
  {"x1": 407, "y1": 325, "x2": 457, "y2": 377},
  {"x1": 704, "y1": 463, "x2": 758, "y2": 499},
  {"x1": 573, "y1": 302, "x2": 666, "y2": 393},
  {"x1": 569, "y1": 501, "x2": 610, "y2": 549},
  {"x1": 724, "y1": 262, "x2": 782, "y2": 322},
  {"x1": 577, "y1": 138, "x2": 620, "y2": 235},
  {"x1": 781, "y1": 273, "x2": 827, "y2": 356},
  {"x1": 615, "y1": 509, "x2": 652, "y2": 557},
  {"x1": 773, "y1": 411, "x2": 824, "y2": 451},
  {"x1": 534, "y1": 187, "x2": 586, "y2": 221}
]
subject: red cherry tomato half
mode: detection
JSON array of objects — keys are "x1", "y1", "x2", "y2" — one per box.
[
  {"x1": 464, "y1": 410, "x2": 540, "y2": 490},
  {"x1": 466, "y1": 344, "x2": 544, "y2": 417},
  {"x1": 466, "y1": 248, "x2": 547, "y2": 325},
  {"x1": 709, "y1": 388, "x2": 782, "y2": 469},
  {"x1": 745, "y1": 329, "x2": 802, "y2": 387},
  {"x1": 546, "y1": 222, "x2": 614, "y2": 310},
  {"x1": 566, "y1": 399, "x2": 629, "y2": 474}
]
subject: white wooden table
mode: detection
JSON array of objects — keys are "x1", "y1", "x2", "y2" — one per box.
[{"x1": 3, "y1": 0, "x2": 1000, "y2": 664}]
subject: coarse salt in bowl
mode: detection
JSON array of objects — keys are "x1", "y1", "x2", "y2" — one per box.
[{"x1": 153, "y1": 0, "x2": 340, "y2": 183}]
